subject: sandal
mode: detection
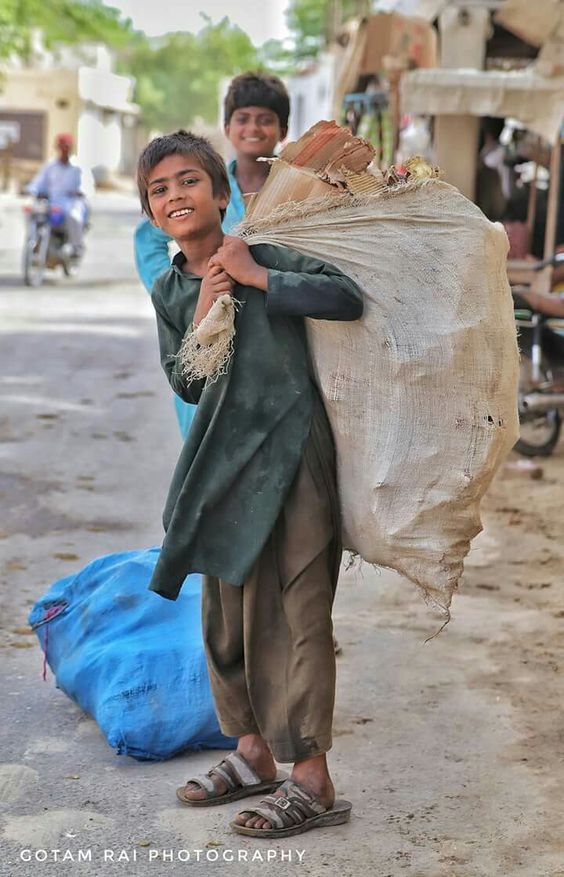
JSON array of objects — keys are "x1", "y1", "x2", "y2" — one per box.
[
  {"x1": 230, "y1": 778, "x2": 352, "y2": 837},
  {"x1": 176, "y1": 751, "x2": 288, "y2": 807}
]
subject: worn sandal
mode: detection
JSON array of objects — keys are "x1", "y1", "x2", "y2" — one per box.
[
  {"x1": 176, "y1": 751, "x2": 287, "y2": 807},
  {"x1": 230, "y1": 778, "x2": 352, "y2": 837}
]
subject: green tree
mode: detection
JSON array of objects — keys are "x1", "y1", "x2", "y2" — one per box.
[
  {"x1": 286, "y1": 0, "x2": 370, "y2": 60},
  {"x1": 122, "y1": 17, "x2": 260, "y2": 133},
  {"x1": 0, "y1": 0, "x2": 133, "y2": 62}
]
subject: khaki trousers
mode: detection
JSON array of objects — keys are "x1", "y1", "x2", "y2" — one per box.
[{"x1": 202, "y1": 398, "x2": 341, "y2": 763}]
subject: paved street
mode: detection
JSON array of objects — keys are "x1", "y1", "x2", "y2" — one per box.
[{"x1": 0, "y1": 193, "x2": 562, "y2": 877}]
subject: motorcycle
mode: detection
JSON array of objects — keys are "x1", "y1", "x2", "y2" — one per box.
[
  {"x1": 513, "y1": 253, "x2": 564, "y2": 457},
  {"x1": 22, "y1": 196, "x2": 84, "y2": 287}
]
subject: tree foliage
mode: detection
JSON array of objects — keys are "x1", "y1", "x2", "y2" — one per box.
[
  {"x1": 0, "y1": 0, "x2": 133, "y2": 62},
  {"x1": 286, "y1": 0, "x2": 369, "y2": 60},
  {"x1": 121, "y1": 17, "x2": 260, "y2": 132},
  {"x1": 0, "y1": 0, "x2": 368, "y2": 135}
]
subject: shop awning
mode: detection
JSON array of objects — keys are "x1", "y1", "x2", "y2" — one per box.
[{"x1": 401, "y1": 67, "x2": 564, "y2": 141}]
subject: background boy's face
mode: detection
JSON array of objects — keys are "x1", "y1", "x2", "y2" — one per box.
[
  {"x1": 147, "y1": 153, "x2": 228, "y2": 242},
  {"x1": 225, "y1": 106, "x2": 285, "y2": 161}
]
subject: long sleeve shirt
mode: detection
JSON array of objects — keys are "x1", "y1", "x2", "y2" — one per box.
[
  {"x1": 148, "y1": 243, "x2": 363, "y2": 600},
  {"x1": 28, "y1": 159, "x2": 82, "y2": 202}
]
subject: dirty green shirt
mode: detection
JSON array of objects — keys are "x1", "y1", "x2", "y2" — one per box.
[{"x1": 149, "y1": 243, "x2": 363, "y2": 600}]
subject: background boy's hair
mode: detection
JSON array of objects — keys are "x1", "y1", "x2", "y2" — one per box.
[
  {"x1": 224, "y1": 72, "x2": 290, "y2": 130},
  {"x1": 137, "y1": 130, "x2": 230, "y2": 219}
]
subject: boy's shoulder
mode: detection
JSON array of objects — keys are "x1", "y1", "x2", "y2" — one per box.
[
  {"x1": 150, "y1": 264, "x2": 178, "y2": 304},
  {"x1": 151, "y1": 253, "x2": 201, "y2": 303},
  {"x1": 249, "y1": 241, "x2": 328, "y2": 274},
  {"x1": 249, "y1": 242, "x2": 301, "y2": 270}
]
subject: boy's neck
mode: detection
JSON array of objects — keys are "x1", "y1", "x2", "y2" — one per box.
[
  {"x1": 179, "y1": 227, "x2": 224, "y2": 276},
  {"x1": 234, "y1": 153, "x2": 271, "y2": 192}
]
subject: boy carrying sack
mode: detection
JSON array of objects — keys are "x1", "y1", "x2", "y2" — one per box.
[{"x1": 137, "y1": 130, "x2": 363, "y2": 837}]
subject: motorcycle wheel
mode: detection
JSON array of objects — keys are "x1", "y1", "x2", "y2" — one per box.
[
  {"x1": 23, "y1": 224, "x2": 49, "y2": 287},
  {"x1": 514, "y1": 353, "x2": 562, "y2": 457}
]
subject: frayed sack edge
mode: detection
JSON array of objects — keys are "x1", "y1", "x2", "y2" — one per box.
[
  {"x1": 344, "y1": 551, "x2": 453, "y2": 639},
  {"x1": 175, "y1": 295, "x2": 241, "y2": 384}
]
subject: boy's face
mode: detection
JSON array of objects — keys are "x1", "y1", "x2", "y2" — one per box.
[
  {"x1": 147, "y1": 153, "x2": 228, "y2": 241},
  {"x1": 225, "y1": 106, "x2": 285, "y2": 161}
]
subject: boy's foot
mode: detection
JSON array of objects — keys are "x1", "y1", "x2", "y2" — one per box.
[
  {"x1": 233, "y1": 755, "x2": 334, "y2": 830},
  {"x1": 177, "y1": 736, "x2": 279, "y2": 804},
  {"x1": 230, "y1": 777, "x2": 352, "y2": 837}
]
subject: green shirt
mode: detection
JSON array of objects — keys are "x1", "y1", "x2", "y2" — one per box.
[{"x1": 149, "y1": 243, "x2": 363, "y2": 600}]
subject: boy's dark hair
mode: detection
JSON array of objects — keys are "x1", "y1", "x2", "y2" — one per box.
[
  {"x1": 137, "y1": 130, "x2": 230, "y2": 219},
  {"x1": 224, "y1": 72, "x2": 290, "y2": 130}
]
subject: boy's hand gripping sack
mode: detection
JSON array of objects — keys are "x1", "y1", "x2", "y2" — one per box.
[{"x1": 180, "y1": 123, "x2": 519, "y2": 614}]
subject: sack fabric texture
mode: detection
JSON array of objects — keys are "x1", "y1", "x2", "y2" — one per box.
[
  {"x1": 235, "y1": 180, "x2": 520, "y2": 612},
  {"x1": 29, "y1": 548, "x2": 236, "y2": 760}
]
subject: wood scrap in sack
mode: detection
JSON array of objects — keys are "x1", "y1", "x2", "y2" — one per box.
[{"x1": 183, "y1": 121, "x2": 520, "y2": 615}]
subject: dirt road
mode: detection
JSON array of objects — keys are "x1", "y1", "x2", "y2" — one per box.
[{"x1": 0, "y1": 193, "x2": 562, "y2": 876}]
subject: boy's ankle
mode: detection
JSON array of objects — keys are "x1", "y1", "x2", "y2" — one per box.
[{"x1": 237, "y1": 735, "x2": 276, "y2": 776}]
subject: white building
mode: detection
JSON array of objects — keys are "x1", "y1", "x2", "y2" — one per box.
[{"x1": 0, "y1": 41, "x2": 139, "y2": 188}]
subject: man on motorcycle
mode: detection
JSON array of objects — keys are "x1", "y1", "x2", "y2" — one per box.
[{"x1": 27, "y1": 133, "x2": 90, "y2": 258}]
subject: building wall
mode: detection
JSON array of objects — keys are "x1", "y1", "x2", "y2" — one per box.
[
  {"x1": 434, "y1": 7, "x2": 489, "y2": 200},
  {"x1": 77, "y1": 107, "x2": 123, "y2": 177},
  {"x1": 0, "y1": 64, "x2": 138, "y2": 183},
  {"x1": 0, "y1": 68, "x2": 80, "y2": 161},
  {"x1": 287, "y1": 55, "x2": 337, "y2": 141}
]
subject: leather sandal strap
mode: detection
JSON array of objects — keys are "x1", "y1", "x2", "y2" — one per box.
[
  {"x1": 208, "y1": 763, "x2": 238, "y2": 791},
  {"x1": 251, "y1": 804, "x2": 290, "y2": 829},
  {"x1": 275, "y1": 779, "x2": 326, "y2": 814},
  {"x1": 186, "y1": 773, "x2": 217, "y2": 794},
  {"x1": 250, "y1": 797, "x2": 313, "y2": 830},
  {"x1": 243, "y1": 779, "x2": 327, "y2": 828},
  {"x1": 184, "y1": 752, "x2": 263, "y2": 799},
  {"x1": 224, "y1": 752, "x2": 262, "y2": 786},
  {"x1": 202, "y1": 751, "x2": 262, "y2": 796}
]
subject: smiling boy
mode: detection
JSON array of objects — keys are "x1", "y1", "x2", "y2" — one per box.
[
  {"x1": 138, "y1": 130, "x2": 362, "y2": 838},
  {"x1": 134, "y1": 73, "x2": 290, "y2": 438}
]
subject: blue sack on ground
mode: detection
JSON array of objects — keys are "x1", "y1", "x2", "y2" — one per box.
[{"x1": 29, "y1": 547, "x2": 236, "y2": 760}]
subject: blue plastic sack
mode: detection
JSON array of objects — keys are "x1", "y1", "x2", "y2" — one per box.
[{"x1": 29, "y1": 547, "x2": 236, "y2": 760}]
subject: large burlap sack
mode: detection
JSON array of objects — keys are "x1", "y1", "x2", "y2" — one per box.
[{"x1": 239, "y1": 179, "x2": 519, "y2": 613}]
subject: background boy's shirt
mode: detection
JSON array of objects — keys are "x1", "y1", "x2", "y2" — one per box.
[
  {"x1": 149, "y1": 244, "x2": 363, "y2": 601},
  {"x1": 133, "y1": 221, "x2": 172, "y2": 294}
]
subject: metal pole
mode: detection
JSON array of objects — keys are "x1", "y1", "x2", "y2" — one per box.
[
  {"x1": 544, "y1": 132, "x2": 562, "y2": 260},
  {"x1": 538, "y1": 129, "x2": 563, "y2": 293},
  {"x1": 526, "y1": 138, "x2": 540, "y2": 241}
]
